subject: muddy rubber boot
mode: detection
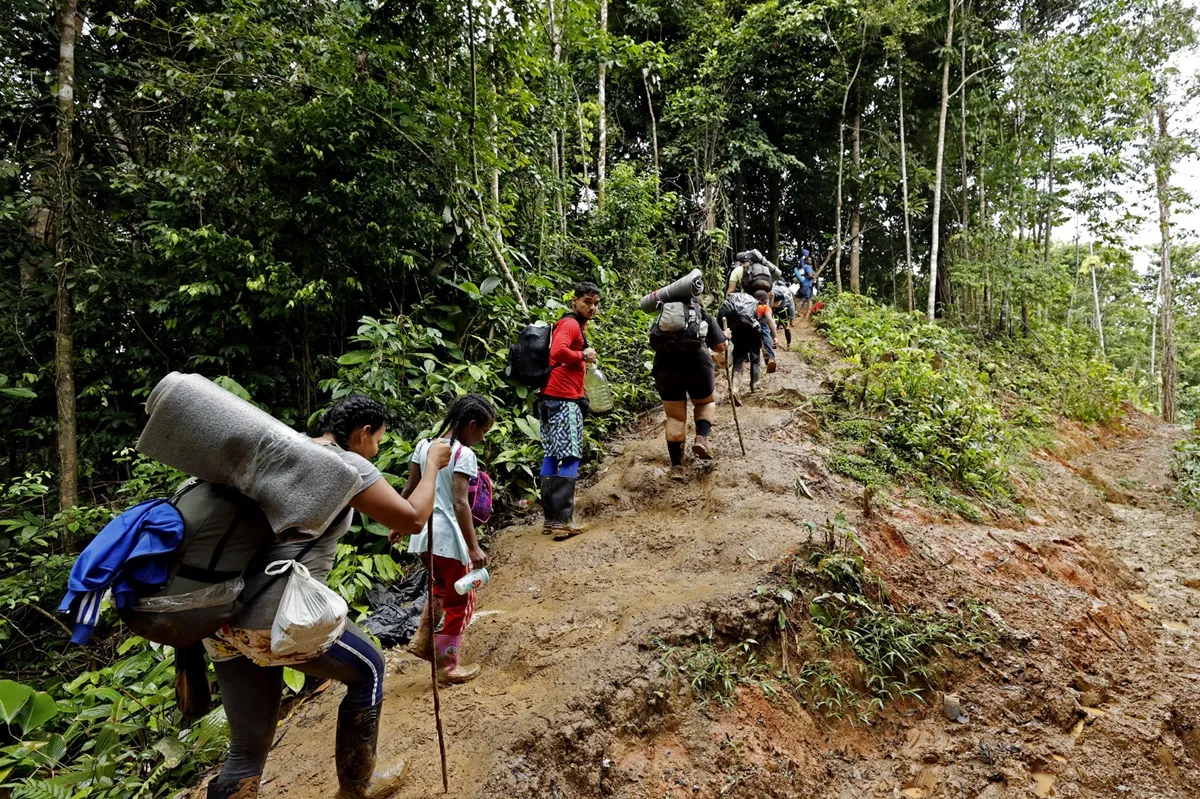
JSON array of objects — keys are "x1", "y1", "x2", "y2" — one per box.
[
  {"x1": 207, "y1": 777, "x2": 260, "y2": 799},
  {"x1": 547, "y1": 476, "x2": 586, "y2": 540},
  {"x1": 692, "y1": 435, "x2": 712, "y2": 460},
  {"x1": 407, "y1": 601, "x2": 435, "y2": 662},
  {"x1": 335, "y1": 704, "x2": 407, "y2": 799},
  {"x1": 434, "y1": 633, "x2": 481, "y2": 684},
  {"x1": 767, "y1": 356, "x2": 778, "y2": 373},
  {"x1": 540, "y1": 476, "x2": 561, "y2": 536}
]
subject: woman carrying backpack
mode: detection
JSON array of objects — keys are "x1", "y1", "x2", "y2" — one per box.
[
  {"x1": 648, "y1": 298, "x2": 728, "y2": 479},
  {"x1": 204, "y1": 395, "x2": 450, "y2": 799},
  {"x1": 397, "y1": 394, "x2": 496, "y2": 685}
]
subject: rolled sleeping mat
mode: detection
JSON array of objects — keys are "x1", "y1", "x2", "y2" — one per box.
[
  {"x1": 638, "y1": 268, "x2": 704, "y2": 313},
  {"x1": 136, "y1": 372, "x2": 362, "y2": 538}
]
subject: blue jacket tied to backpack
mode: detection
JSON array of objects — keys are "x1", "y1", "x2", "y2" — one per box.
[{"x1": 58, "y1": 499, "x2": 185, "y2": 644}]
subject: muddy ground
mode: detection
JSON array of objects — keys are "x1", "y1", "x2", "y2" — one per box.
[{"x1": 197, "y1": 320, "x2": 1200, "y2": 799}]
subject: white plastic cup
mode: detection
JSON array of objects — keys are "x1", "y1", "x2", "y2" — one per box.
[{"x1": 454, "y1": 568, "x2": 490, "y2": 595}]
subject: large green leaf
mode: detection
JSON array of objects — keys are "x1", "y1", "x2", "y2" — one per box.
[
  {"x1": 0, "y1": 680, "x2": 33, "y2": 725},
  {"x1": 14, "y1": 692, "x2": 57, "y2": 735},
  {"x1": 283, "y1": 668, "x2": 306, "y2": 694}
]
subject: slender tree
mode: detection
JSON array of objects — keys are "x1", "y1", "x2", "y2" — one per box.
[
  {"x1": 1152, "y1": 104, "x2": 1176, "y2": 422},
  {"x1": 597, "y1": 0, "x2": 608, "y2": 209},
  {"x1": 927, "y1": 0, "x2": 956, "y2": 321},
  {"x1": 897, "y1": 61, "x2": 915, "y2": 312},
  {"x1": 53, "y1": 0, "x2": 79, "y2": 510}
]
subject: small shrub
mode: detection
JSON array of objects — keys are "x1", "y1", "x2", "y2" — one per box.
[{"x1": 1172, "y1": 431, "x2": 1200, "y2": 511}]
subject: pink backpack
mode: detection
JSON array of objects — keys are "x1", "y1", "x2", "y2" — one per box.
[{"x1": 453, "y1": 447, "x2": 493, "y2": 525}]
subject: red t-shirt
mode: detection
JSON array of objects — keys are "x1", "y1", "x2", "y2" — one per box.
[{"x1": 543, "y1": 315, "x2": 587, "y2": 399}]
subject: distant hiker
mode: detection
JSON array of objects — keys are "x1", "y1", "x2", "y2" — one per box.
[
  {"x1": 794, "y1": 249, "x2": 816, "y2": 312},
  {"x1": 754, "y1": 289, "x2": 779, "y2": 374},
  {"x1": 648, "y1": 294, "x2": 728, "y2": 479},
  {"x1": 726, "y1": 249, "x2": 782, "y2": 297},
  {"x1": 398, "y1": 394, "x2": 495, "y2": 685},
  {"x1": 719, "y1": 291, "x2": 763, "y2": 400},
  {"x1": 204, "y1": 395, "x2": 451, "y2": 799},
  {"x1": 540, "y1": 281, "x2": 601, "y2": 539},
  {"x1": 771, "y1": 280, "x2": 796, "y2": 350}
]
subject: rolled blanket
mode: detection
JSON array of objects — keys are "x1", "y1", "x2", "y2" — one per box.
[
  {"x1": 137, "y1": 373, "x2": 361, "y2": 538},
  {"x1": 638, "y1": 268, "x2": 704, "y2": 312}
]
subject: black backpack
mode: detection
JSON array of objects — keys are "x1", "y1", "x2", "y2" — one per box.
[
  {"x1": 649, "y1": 301, "x2": 706, "y2": 353},
  {"x1": 507, "y1": 313, "x2": 586, "y2": 388},
  {"x1": 741, "y1": 262, "x2": 773, "y2": 294}
]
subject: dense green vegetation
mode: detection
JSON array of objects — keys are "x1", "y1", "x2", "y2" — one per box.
[
  {"x1": 816, "y1": 292, "x2": 1134, "y2": 512},
  {"x1": 2, "y1": 0, "x2": 1198, "y2": 794},
  {"x1": 1173, "y1": 428, "x2": 1200, "y2": 511}
]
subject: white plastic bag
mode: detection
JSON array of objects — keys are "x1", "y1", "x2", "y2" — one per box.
[{"x1": 265, "y1": 560, "x2": 348, "y2": 656}]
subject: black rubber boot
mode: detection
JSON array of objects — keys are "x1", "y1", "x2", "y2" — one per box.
[
  {"x1": 207, "y1": 777, "x2": 259, "y2": 799},
  {"x1": 335, "y1": 704, "x2": 407, "y2": 799},
  {"x1": 547, "y1": 476, "x2": 585, "y2": 540},
  {"x1": 540, "y1": 475, "x2": 561, "y2": 535}
]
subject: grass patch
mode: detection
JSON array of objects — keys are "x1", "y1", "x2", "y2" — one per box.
[{"x1": 659, "y1": 516, "x2": 998, "y2": 724}]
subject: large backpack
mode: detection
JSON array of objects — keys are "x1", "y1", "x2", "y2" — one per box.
[
  {"x1": 741, "y1": 261, "x2": 774, "y2": 295},
  {"x1": 649, "y1": 301, "x2": 707, "y2": 353},
  {"x1": 117, "y1": 481, "x2": 278, "y2": 648},
  {"x1": 722, "y1": 293, "x2": 760, "y2": 332},
  {"x1": 506, "y1": 313, "x2": 587, "y2": 388}
]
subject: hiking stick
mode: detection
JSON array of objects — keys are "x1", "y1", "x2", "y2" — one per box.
[
  {"x1": 426, "y1": 436, "x2": 454, "y2": 793},
  {"x1": 721, "y1": 341, "x2": 747, "y2": 457},
  {"x1": 426, "y1": 515, "x2": 449, "y2": 793}
]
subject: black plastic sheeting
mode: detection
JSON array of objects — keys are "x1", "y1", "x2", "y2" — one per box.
[{"x1": 361, "y1": 568, "x2": 428, "y2": 648}]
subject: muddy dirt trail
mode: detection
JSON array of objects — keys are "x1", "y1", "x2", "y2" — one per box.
[{"x1": 198, "y1": 320, "x2": 1200, "y2": 799}]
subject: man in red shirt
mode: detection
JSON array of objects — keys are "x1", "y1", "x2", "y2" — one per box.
[{"x1": 540, "y1": 282, "x2": 601, "y2": 539}]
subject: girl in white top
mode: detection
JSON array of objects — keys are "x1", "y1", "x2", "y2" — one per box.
[{"x1": 394, "y1": 394, "x2": 495, "y2": 684}]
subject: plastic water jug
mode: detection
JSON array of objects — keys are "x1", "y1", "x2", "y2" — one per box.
[
  {"x1": 584, "y1": 364, "x2": 615, "y2": 413},
  {"x1": 454, "y1": 568, "x2": 490, "y2": 596}
]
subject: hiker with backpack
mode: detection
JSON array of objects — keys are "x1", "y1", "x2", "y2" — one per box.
[
  {"x1": 396, "y1": 394, "x2": 496, "y2": 685},
  {"x1": 794, "y1": 249, "x2": 816, "y2": 313},
  {"x1": 646, "y1": 280, "x2": 728, "y2": 478},
  {"x1": 771, "y1": 280, "x2": 796, "y2": 350},
  {"x1": 539, "y1": 281, "x2": 601, "y2": 539},
  {"x1": 754, "y1": 290, "x2": 780, "y2": 374},
  {"x1": 725, "y1": 249, "x2": 782, "y2": 298},
  {"x1": 719, "y1": 291, "x2": 764, "y2": 401},
  {"x1": 199, "y1": 395, "x2": 451, "y2": 799}
]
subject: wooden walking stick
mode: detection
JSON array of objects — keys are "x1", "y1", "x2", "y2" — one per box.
[
  {"x1": 425, "y1": 437, "x2": 454, "y2": 793},
  {"x1": 720, "y1": 327, "x2": 747, "y2": 457}
]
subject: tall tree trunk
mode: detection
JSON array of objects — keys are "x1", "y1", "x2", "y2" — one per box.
[
  {"x1": 548, "y1": 0, "x2": 564, "y2": 225},
  {"x1": 54, "y1": 0, "x2": 79, "y2": 511},
  {"x1": 1043, "y1": 136, "x2": 1054, "y2": 263},
  {"x1": 897, "y1": 62, "x2": 915, "y2": 312},
  {"x1": 642, "y1": 68, "x2": 660, "y2": 197},
  {"x1": 849, "y1": 94, "x2": 862, "y2": 293},
  {"x1": 1066, "y1": 233, "x2": 1079, "y2": 328},
  {"x1": 596, "y1": 0, "x2": 608, "y2": 209},
  {"x1": 927, "y1": 0, "x2": 956, "y2": 321},
  {"x1": 833, "y1": 29, "x2": 866, "y2": 294},
  {"x1": 1149, "y1": 264, "x2": 1161, "y2": 387},
  {"x1": 959, "y1": 2, "x2": 970, "y2": 247},
  {"x1": 1153, "y1": 104, "x2": 1176, "y2": 423},
  {"x1": 1089, "y1": 242, "x2": 1105, "y2": 357},
  {"x1": 467, "y1": 0, "x2": 479, "y2": 185}
]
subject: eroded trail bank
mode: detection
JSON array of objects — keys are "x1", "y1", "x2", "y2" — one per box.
[{"x1": 198, "y1": 328, "x2": 1200, "y2": 799}]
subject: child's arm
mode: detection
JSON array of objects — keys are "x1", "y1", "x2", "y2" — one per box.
[
  {"x1": 453, "y1": 473, "x2": 487, "y2": 569},
  {"x1": 399, "y1": 462, "x2": 422, "y2": 500}
]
